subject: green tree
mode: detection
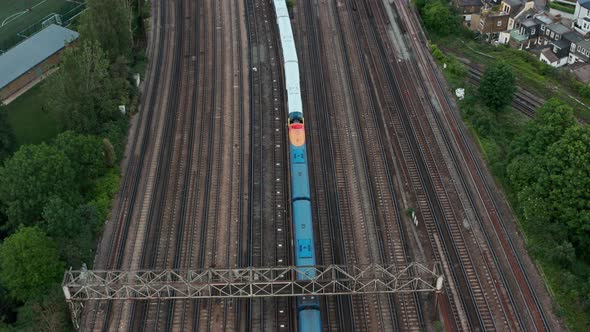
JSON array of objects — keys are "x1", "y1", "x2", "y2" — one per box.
[
  {"x1": 0, "y1": 227, "x2": 64, "y2": 302},
  {"x1": 479, "y1": 62, "x2": 516, "y2": 111},
  {"x1": 44, "y1": 41, "x2": 122, "y2": 134},
  {"x1": 421, "y1": 0, "x2": 458, "y2": 36},
  {"x1": 79, "y1": 0, "x2": 133, "y2": 61},
  {"x1": 510, "y1": 99, "x2": 575, "y2": 158},
  {"x1": 100, "y1": 119, "x2": 128, "y2": 161},
  {"x1": 15, "y1": 287, "x2": 69, "y2": 332},
  {"x1": 53, "y1": 131, "x2": 106, "y2": 187},
  {"x1": 0, "y1": 106, "x2": 16, "y2": 162},
  {"x1": 42, "y1": 198, "x2": 97, "y2": 267},
  {"x1": 537, "y1": 126, "x2": 590, "y2": 257},
  {"x1": 0, "y1": 144, "x2": 78, "y2": 230},
  {"x1": 507, "y1": 100, "x2": 576, "y2": 191}
]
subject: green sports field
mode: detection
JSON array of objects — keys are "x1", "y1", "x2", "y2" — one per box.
[{"x1": 0, "y1": 0, "x2": 84, "y2": 52}]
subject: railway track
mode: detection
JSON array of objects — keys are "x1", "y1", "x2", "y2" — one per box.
[
  {"x1": 291, "y1": 2, "x2": 351, "y2": 331},
  {"x1": 337, "y1": 0, "x2": 427, "y2": 330},
  {"x1": 292, "y1": 0, "x2": 431, "y2": 330},
  {"x1": 80, "y1": 0, "x2": 179, "y2": 328},
  {"x1": 80, "y1": 0, "x2": 250, "y2": 330},
  {"x1": 347, "y1": 0, "x2": 496, "y2": 329},
  {"x1": 364, "y1": 0, "x2": 540, "y2": 329},
  {"x1": 301, "y1": 1, "x2": 384, "y2": 329},
  {"x1": 390, "y1": 0, "x2": 560, "y2": 330},
  {"x1": 287, "y1": 0, "x2": 557, "y2": 329},
  {"x1": 245, "y1": 0, "x2": 292, "y2": 330}
]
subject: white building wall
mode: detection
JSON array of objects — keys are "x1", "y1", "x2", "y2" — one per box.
[
  {"x1": 499, "y1": 31, "x2": 511, "y2": 44},
  {"x1": 540, "y1": 52, "x2": 568, "y2": 67}
]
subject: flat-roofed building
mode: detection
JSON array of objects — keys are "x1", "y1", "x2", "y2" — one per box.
[{"x1": 0, "y1": 24, "x2": 79, "y2": 102}]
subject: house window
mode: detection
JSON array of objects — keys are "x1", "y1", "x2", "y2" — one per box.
[
  {"x1": 531, "y1": 28, "x2": 536, "y2": 34},
  {"x1": 545, "y1": 29, "x2": 550, "y2": 36},
  {"x1": 556, "y1": 34, "x2": 560, "y2": 40},
  {"x1": 541, "y1": 25, "x2": 545, "y2": 31},
  {"x1": 572, "y1": 44, "x2": 576, "y2": 51},
  {"x1": 497, "y1": 20, "x2": 502, "y2": 27},
  {"x1": 579, "y1": 46, "x2": 582, "y2": 52}
]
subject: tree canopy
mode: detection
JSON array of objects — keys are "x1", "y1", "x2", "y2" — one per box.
[
  {"x1": 479, "y1": 62, "x2": 516, "y2": 111},
  {"x1": 15, "y1": 287, "x2": 69, "y2": 332},
  {"x1": 420, "y1": 0, "x2": 458, "y2": 36},
  {"x1": 44, "y1": 41, "x2": 123, "y2": 134},
  {"x1": 0, "y1": 227, "x2": 64, "y2": 302},
  {"x1": 53, "y1": 131, "x2": 106, "y2": 186},
  {"x1": 79, "y1": 0, "x2": 133, "y2": 61},
  {"x1": 0, "y1": 106, "x2": 16, "y2": 162},
  {"x1": 42, "y1": 198, "x2": 97, "y2": 267},
  {"x1": 0, "y1": 144, "x2": 78, "y2": 231},
  {"x1": 506, "y1": 100, "x2": 590, "y2": 321}
]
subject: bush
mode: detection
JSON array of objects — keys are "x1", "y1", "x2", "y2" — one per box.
[
  {"x1": 88, "y1": 168, "x2": 121, "y2": 224},
  {"x1": 549, "y1": 2, "x2": 576, "y2": 14}
]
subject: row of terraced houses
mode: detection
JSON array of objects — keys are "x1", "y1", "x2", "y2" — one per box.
[{"x1": 454, "y1": 0, "x2": 590, "y2": 83}]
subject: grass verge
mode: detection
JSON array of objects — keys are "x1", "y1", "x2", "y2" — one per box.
[{"x1": 4, "y1": 84, "x2": 59, "y2": 146}]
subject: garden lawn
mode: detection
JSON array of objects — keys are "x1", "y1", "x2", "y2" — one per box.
[{"x1": 5, "y1": 84, "x2": 59, "y2": 146}]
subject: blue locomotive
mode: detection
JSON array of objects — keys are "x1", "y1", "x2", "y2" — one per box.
[
  {"x1": 288, "y1": 113, "x2": 321, "y2": 331},
  {"x1": 273, "y1": 0, "x2": 322, "y2": 330}
]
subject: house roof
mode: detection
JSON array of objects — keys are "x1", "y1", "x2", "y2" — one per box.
[
  {"x1": 552, "y1": 39, "x2": 571, "y2": 49},
  {"x1": 569, "y1": 62, "x2": 590, "y2": 83},
  {"x1": 534, "y1": 14, "x2": 554, "y2": 25},
  {"x1": 503, "y1": 0, "x2": 523, "y2": 6},
  {"x1": 457, "y1": 0, "x2": 483, "y2": 6},
  {"x1": 580, "y1": 0, "x2": 590, "y2": 10},
  {"x1": 575, "y1": 39, "x2": 590, "y2": 50},
  {"x1": 563, "y1": 31, "x2": 584, "y2": 43},
  {"x1": 517, "y1": 8, "x2": 537, "y2": 21},
  {"x1": 0, "y1": 24, "x2": 78, "y2": 90},
  {"x1": 541, "y1": 48, "x2": 560, "y2": 63},
  {"x1": 546, "y1": 22, "x2": 572, "y2": 35},
  {"x1": 521, "y1": 18, "x2": 538, "y2": 28},
  {"x1": 529, "y1": 45, "x2": 551, "y2": 56}
]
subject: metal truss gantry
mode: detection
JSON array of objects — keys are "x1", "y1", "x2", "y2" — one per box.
[{"x1": 63, "y1": 263, "x2": 443, "y2": 328}]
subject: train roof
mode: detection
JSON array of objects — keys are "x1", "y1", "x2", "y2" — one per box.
[
  {"x1": 273, "y1": 0, "x2": 290, "y2": 19},
  {"x1": 277, "y1": 18, "x2": 298, "y2": 63}
]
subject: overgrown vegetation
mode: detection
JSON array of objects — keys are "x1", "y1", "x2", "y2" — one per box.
[
  {"x1": 0, "y1": 0, "x2": 150, "y2": 329},
  {"x1": 0, "y1": 106, "x2": 16, "y2": 162},
  {"x1": 415, "y1": 0, "x2": 459, "y2": 37},
  {"x1": 422, "y1": 2, "x2": 590, "y2": 330},
  {"x1": 549, "y1": 1, "x2": 576, "y2": 14}
]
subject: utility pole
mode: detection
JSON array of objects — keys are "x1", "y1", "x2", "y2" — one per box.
[{"x1": 25, "y1": 0, "x2": 32, "y2": 11}]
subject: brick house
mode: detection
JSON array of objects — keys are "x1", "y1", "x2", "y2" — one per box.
[
  {"x1": 454, "y1": 0, "x2": 484, "y2": 27},
  {"x1": 0, "y1": 24, "x2": 78, "y2": 102},
  {"x1": 475, "y1": 7, "x2": 510, "y2": 40}
]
